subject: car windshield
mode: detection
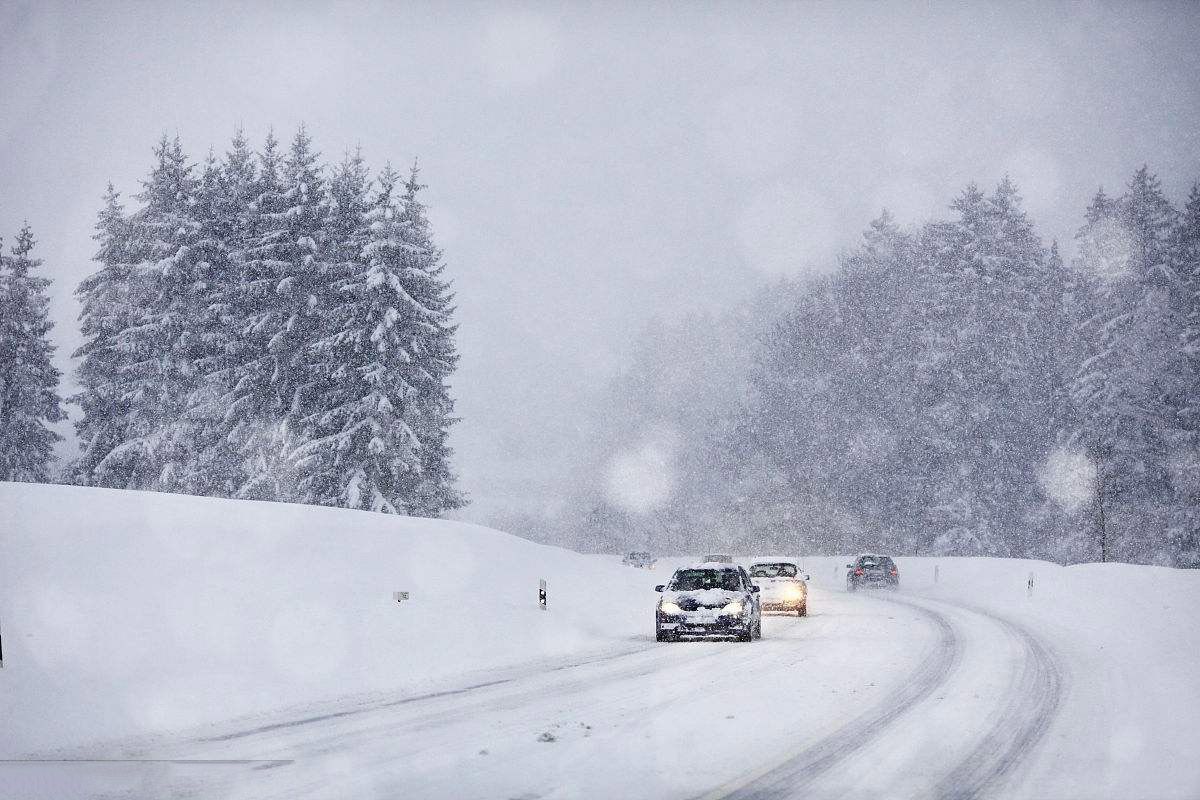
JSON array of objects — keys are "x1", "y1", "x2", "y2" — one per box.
[
  {"x1": 670, "y1": 569, "x2": 741, "y2": 591},
  {"x1": 750, "y1": 563, "x2": 797, "y2": 577}
]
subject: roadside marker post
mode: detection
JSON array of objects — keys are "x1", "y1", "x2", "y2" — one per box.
[
  {"x1": 1026, "y1": 572, "x2": 1035, "y2": 598},
  {"x1": 934, "y1": 564, "x2": 939, "y2": 584},
  {"x1": 538, "y1": 579, "x2": 547, "y2": 611},
  {"x1": 393, "y1": 591, "x2": 410, "y2": 603}
]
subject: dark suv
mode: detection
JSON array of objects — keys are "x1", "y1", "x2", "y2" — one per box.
[
  {"x1": 655, "y1": 564, "x2": 762, "y2": 642},
  {"x1": 846, "y1": 554, "x2": 899, "y2": 591}
]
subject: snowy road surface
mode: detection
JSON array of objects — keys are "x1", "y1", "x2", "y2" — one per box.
[{"x1": 14, "y1": 588, "x2": 1072, "y2": 800}]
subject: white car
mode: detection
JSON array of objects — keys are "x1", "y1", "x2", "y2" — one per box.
[{"x1": 748, "y1": 561, "x2": 809, "y2": 616}]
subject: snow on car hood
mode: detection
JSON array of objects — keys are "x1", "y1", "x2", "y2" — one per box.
[{"x1": 665, "y1": 588, "x2": 742, "y2": 607}]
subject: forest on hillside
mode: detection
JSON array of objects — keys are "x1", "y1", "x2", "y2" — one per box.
[{"x1": 555, "y1": 169, "x2": 1200, "y2": 567}]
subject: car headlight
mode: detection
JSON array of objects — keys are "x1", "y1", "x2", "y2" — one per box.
[
  {"x1": 784, "y1": 585, "x2": 804, "y2": 599},
  {"x1": 660, "y1": 601, "x2": 683, "y2": 615},
  {"x1": 721, "y1": 601, "x2": 744, "y2": 616}
]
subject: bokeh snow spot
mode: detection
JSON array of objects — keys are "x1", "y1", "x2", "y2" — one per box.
[
  {"x1": 1039, "y1": 446, "x2": 1096, "y2": 514},
  {"x1": 1077, "y1": 216, "x2": 1135, "y2": 284},
  {"x1": 604, "y1": 433, "x2": 676, "y2": 514}
]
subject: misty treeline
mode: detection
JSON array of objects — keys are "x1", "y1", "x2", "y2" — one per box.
[
  {"x1": 562, "y1": 169, "x2": 1200, "y2": 567},
  {"x1": 0, "y1": 128, "x2": 464, "y2": 515}
]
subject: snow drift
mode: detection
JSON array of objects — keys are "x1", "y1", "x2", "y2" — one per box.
[{"x1": 0, "y1": 483, "x2": 649, "y2": 755}]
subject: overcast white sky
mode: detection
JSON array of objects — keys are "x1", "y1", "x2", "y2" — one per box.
[{"x1": 2, "y1": 0, "x2": 1199, "y2": 520}]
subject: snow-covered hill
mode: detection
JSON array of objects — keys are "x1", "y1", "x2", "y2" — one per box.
[{"x1": 0, "y1": 483, "x2": 649, "y2": 755}]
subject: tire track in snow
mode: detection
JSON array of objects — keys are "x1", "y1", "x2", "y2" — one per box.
[
  {"x1": 701, "y1": 597, "x2": 961, "y2": 800},
  {"x1": 928, "y1": 602, "x2": 1063, "y2": 800},
  {"x1": 706, "y1": 593, "x2": 1063, "y2": 800},
  {"x1": 194, "y1": 642, "x2": 661, "y2": 743}
]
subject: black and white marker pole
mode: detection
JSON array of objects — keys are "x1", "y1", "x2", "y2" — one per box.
[{"x1": 538, "y1": 579, "x2": 547, "y2": 611}]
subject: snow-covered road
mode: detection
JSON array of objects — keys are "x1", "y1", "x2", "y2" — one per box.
[{"x1": 21, "y1": 587, "x2": 1071, "y2": 800}]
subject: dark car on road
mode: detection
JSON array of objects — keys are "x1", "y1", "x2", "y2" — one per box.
[
  {"x1": 846, "y1": 554, "x2": 899, "y2": 591},
  {"x1": 655, "y1": 563, "x2": 762, "y2": 642}
]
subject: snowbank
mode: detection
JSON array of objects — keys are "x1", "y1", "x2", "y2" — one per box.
[{"x1": 0, "y1": 483, "x2": 649, "y2": 755}]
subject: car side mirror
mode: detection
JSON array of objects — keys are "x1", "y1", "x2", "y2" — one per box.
[
  {"x1": 804, "y1": 574, "x2": 811, "y2": 581},
  {"x1": 845, "y1": 563, "x2": 853, "y2": 569},
  {"x1": 655, "y1": 585, "x2": 664, "y2": 592},
  {"x1": 750, "y1": 585, "x2": 760, "y2": 593}
]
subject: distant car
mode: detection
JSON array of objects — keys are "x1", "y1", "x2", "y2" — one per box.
[
  {"x1": 749, "y1": 561, "x2": 809, "y2": 616},
  {"x1": 701, "y1": 553, "x2": 735, "y2": 563},
  {"x1": 622, "y1": 551, "x2": 656, "y2": 569},
  {"x1": 846, "y1": 554, "x2": 899, "y2": 591},
  {"x1": 655, "y1": 564, "x2": 762, "y2": 642}
]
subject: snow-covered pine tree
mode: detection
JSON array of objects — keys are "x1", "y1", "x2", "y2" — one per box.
[
  {"x1": 293, "y1": 162, "x2": 463, "y2": 514},
  {"x1": 828, "y1": 211, "x2": 922, "y2": 548},
  {"x1": 289, "y1": 149, "x2": 380, "y2": 507},
  {"x1": 71, "y1": 185, "x2": 139, "y2": 485},
  {"x1": 1071, "y1": 170, "x2": 1179, "y2": 563},
  {"x1": 169, "y1": 132, "x2": 267, "y2": 498},
  {"x1": 393, "y1": 164, "x2": 464, "y2": 515},
  {"x1": 1033, "y1": 241, "x2": 1096, "y2": 561},
  {"x1": 214, "y1": 130, "x2": 290, "y2": 500},
  {"x1": 1165, "y1": 183, "x2": 1200, "y2": 565},
  {"x1": 910, "y1": 180, "x2": 1050, "y2": 557},
  {"x1": 92, "y1": 136, "x2": 202, "y2": 490},
  {"x1": 0, "y1": 224, "x2": 66, "y2": 482},
  {"x1": 229, "y1": 127, "x2": 330, "y2": 501}
]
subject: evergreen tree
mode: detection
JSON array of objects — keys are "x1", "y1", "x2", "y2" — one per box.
[
  {"x1": 71, "y1": 185, "x2": 140, "y2": 485},
  {"x1": 92, "y1": 136, "x2": 201, "y2": 490},
  {"x1": 229, "y1": 128, "x2": 329, "y2": 501},
  {"x1": 170, "y1": 146, "x2": 248, "y2": 495},
  {"x1": 294, "y1": 162, "x2": 463, "y2": 514},
  {"x1": 392, "y1": 164, "x2": 464, "y2": 514},
  {"x1": 1165, "y1": 184, "x2": 1200, "y2": 565},
  {"x1": 0, "y1": 224, "x2": 65, "y2": 481},
  {"x1": 1072, "y1": 170, "x2": 1179, "y2": 562},
  {"x1": 68, "y1": 128, "x2": 465, "y2": 516}
]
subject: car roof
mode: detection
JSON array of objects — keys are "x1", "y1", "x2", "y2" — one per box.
[
  {"x1": 750, "y1": 560, "x2": 797, "y2": 567},
  {"x1": 682, "y1": 562, "x2": 742, "y2": 570}
]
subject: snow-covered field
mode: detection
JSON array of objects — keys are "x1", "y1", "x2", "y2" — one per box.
[{"x1": 2, "y1": 483, "x2": 1198, "y2": 799}]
